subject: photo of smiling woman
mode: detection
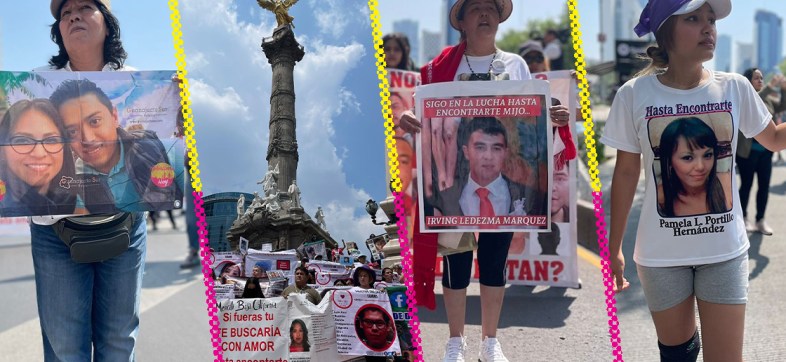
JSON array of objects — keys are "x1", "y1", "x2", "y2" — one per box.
[
  {"x1": 653, "y1": 116, "x2": 733, "y2": 217},
  {"x1": 0, "y1": 99, "x2": 76, "y2": 216}
]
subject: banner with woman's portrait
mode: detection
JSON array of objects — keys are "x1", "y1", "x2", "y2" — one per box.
[
  {"x1": 211, "y1": 251, "x2": 244, "y2": 280},
  {"x1": 287, "y1": 293, "x2": 356, "y2": 362},
  {"x1": 0, "y1": 71, "x2": 184, "y2": 217},
  {"x1": 415, "y1": 80, "x2": 553, "y2": 233}
]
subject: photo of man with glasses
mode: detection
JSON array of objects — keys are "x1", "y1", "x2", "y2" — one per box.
[{"x1": 355, "y1": 304, "x2": 396, "y2": 352}]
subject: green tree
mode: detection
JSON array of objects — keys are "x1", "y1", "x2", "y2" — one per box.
[
  {"x1": 0, "y1": 72, "x2": 50, "y2": 115},
  {"x1": 497, "y1": 4, "x2": 574, "y2": 69}
]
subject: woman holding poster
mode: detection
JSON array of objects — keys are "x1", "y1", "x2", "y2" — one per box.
[
  {"x1": 602, "y1": 0, "x2": 786, "y2": 360},
  {"x1": 24, "y1": 1, "x2": 153, "y2": 359},
  {"x1": 396, "y1": 0, "x2": 570, "y2": 361},
  {"x1": 0, "y1": 99, "x2": 77, "y2": 217}
]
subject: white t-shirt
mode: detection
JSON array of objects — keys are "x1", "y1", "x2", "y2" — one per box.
[
  {"x1": 600, "y1": 69, "x2": 771, "y2": 267},
  {"x1": 454, "y1": 50, "x2": 531, "y2": 82}
]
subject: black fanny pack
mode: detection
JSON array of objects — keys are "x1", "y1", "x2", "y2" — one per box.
[{"x1": 54, "y1": 213, "x2": 135, "y2": 263}]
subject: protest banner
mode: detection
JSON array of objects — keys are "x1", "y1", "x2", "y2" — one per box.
[
  {"x1": 245, "y1": 249, "x2": 298, "y2": 285},
  {"x1": 386, "y1": 285, "x2": 414, "y2": 359},
  {"x1": 415, "y1": 80, "x2": 553, "y2": 233},
  {"x1": 218, "y1": 297, "x2": 289, "y2": 362},
  {"x1": 345, "y1": 242, "x2": 360, "y2": 256},
  {"x1": 0, "y1": 71, "x2": 184, "y2": 217},
  {"x1": 387, "y1": 69, "x2": 420, "y2": 242},
  {"x1": 339, "y1": 255, "x2": 354, "y2": 267},
  {"x1": 214, "y1": 284, "x2": 236, "y2": 301},
  {"x1": 332, "y1": 288, "x2": 400, "y2": 357},
  {"x1": 287, "y1": 293, "x2": 356, "y2": 362},
  {"x1": 298, "y1": 240, "x2": 326, "y2": 260},
  {"x1": 434, "y1": 71, "x2": 580, "y2": 288},
  {"x1": 220, "y1": 276, "x2": 288, "y2": 298},
  {"x1": 365, "y1": 234, "x2": 387, "y2": 263},
  {"x1": 211, "y1": 251, "x2": 244, "y2": 280},
  {"x1": 306, "y1": 260, "x2": 352, "y2": 287}
]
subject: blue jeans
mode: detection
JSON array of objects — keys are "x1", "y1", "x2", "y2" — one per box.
[{"x1": 31, "y1": 212, "x2": 147, "y2": 362}]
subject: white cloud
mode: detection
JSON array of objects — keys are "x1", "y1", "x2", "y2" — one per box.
[
  {"x1": 309, "y1": 0, "x2": 349, "y2": 38},
  {"x1": 181, "y1": 0, "x2": 383, "y2": 248},
  {"x1": 336, "y1": 87, "x2": 361, "y2": 115}
]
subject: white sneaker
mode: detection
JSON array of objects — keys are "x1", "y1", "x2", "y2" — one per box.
[
  {"x1": 745, "y1": 218, "x2": 756, "y2": 232},
  {"x1": 442, "y1": 336, "x2": 467, "y2": 362},
  {"x1": 757, "y1": 219, "x2": 774, "y2": 235},
  {"x1": 479, "y1": 337, "x2": 508, "y2": 362}
]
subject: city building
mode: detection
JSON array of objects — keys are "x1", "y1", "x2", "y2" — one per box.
[
  {"x1": 716, "y1": 34, "x2": 732, "y2": 73},
  {"x1": 738, "y1": 42, "x2": 755, "y2": 74},
  {"x1": 204, "y1": 192, "x2": 254, "y2": 252},
  {"x1": 421, "y1": 29, "x2": 443, "y2": 67},
  {"x1": 445, "y1": 0, "x2": 460, "y2": 46},
  {"x1": 755, "y1": 10, "x2": 783, "y2": 75},
  {"x1": 613, "y1": 0, "x2": 647, "y2": 41},
  {"x1": 393, "y1": 19, "x2": 419, "y2": 68}
]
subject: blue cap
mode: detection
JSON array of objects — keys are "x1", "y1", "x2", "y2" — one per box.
[{"x1": 634, "y1": 0, "x2": 731, "y2": 37}]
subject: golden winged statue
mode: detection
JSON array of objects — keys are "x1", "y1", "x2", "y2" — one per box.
[{"x1": 257, "y1": 0, "x2": 299, "y2": 27}]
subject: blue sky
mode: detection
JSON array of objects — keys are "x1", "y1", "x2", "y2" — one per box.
[
  {"x1": 577, "y1": 0, "x2": 786, "y2": 68},
  {"x1": 178, "y1": 0, "x2": 388, "y2": 249},
  {"x1": 1, "y1": 1, "x2": 175, "y2": 70}
]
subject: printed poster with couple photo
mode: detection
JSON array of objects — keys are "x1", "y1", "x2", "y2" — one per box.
[
  {"x1": 0, "y1": 70, "x2": 184, "y2": 217},
  {"x1": 415, "y1": 79, "x2": 553, "y2": 233},
  {"x1": 648, "y1": 112, "x2": 734, "y2": 219}
]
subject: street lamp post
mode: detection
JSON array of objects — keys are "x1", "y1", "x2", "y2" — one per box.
[{"x1": 365, "y1": 197, "x2": 401, "y2": 269}]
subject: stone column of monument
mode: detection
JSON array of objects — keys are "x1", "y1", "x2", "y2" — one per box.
[
  {"x1": 262, "y1": 25, "x2": 304, "y2": 194},
  {"x1": 380, "y1": 196, "x2": 402, "y2": 268}
]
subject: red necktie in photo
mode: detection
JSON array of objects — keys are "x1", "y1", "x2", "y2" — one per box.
[{"x1": 476, "y1": 187, "x2": 495, "y2": 229}]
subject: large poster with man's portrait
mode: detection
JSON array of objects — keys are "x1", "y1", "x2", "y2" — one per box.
[
  {"x1": 415, "y1": 80, "x2": 553, "y2": 232},
  {"x1": 332, "y1": 288, "x2": 400, "y2": 357},
  {"x1": 0, "y1": 71, "x2": 184, "y2": 217},
  {"x1": 433, "y1": 71, "x2": 580, "y2": 288}
]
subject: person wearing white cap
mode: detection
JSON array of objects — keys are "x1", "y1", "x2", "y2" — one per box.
[
  {"x1": 395, "y1": 0, "x2": 572, "y2": 361},
  {"x1": 29, "y1": 1, "x2": 148, "y2": 361},
  {"x1": 601, "y1": 0, "x2": 786, "y2": 360}
]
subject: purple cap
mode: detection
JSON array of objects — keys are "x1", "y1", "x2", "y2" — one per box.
[{"x1": 634, "y1": 0, "x2": 731, "y2": 37}]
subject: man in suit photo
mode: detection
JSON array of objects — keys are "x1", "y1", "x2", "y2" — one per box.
[{"x1": 430, "y1": 116, "x2": 544, "y2": 230}]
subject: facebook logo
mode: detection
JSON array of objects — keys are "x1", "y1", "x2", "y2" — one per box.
[{"x1": 389, "y1": 291, "x2": 407, "y2": 311}]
